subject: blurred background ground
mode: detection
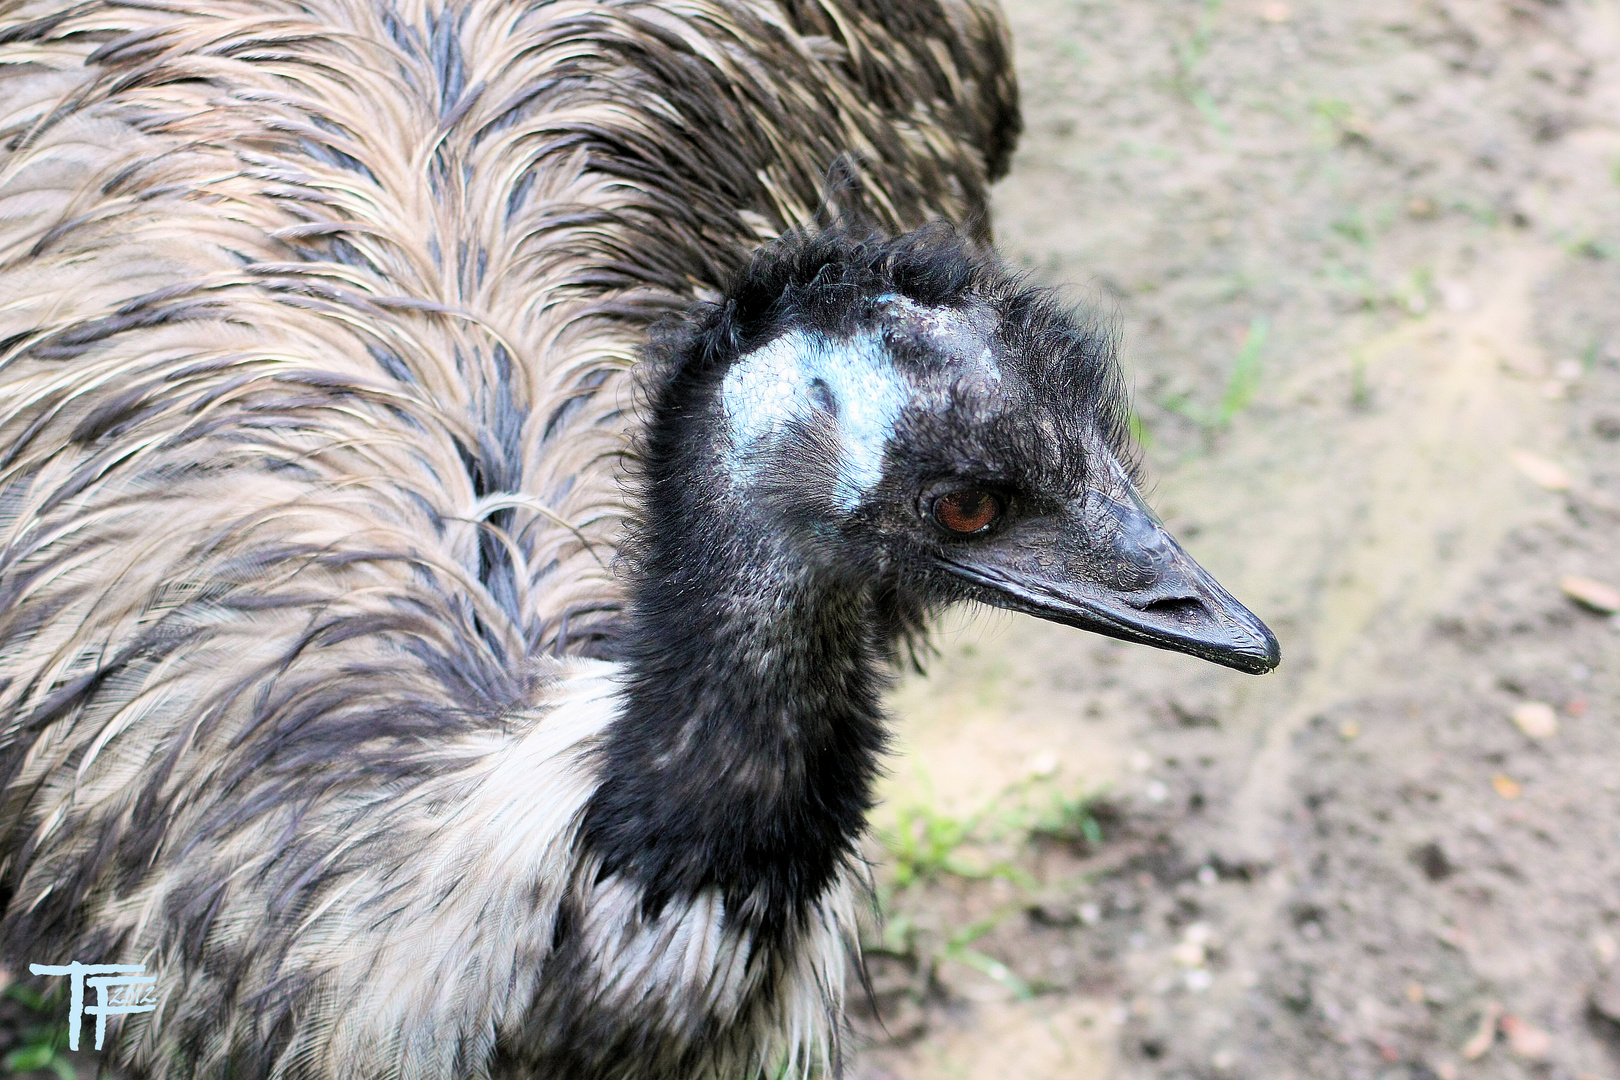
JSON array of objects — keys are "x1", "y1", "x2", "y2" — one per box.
[{"x1": 851, "y1": 1, "x2": 1620, "y2": 1079}]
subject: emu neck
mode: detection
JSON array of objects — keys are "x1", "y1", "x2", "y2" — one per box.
[{"x1": 580, "y1": 493, "x2": 888, "y2": 938}]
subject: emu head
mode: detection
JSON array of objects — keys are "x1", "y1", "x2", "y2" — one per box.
[{"x1": 643, "y1": 226, "x2": 1280, "y2": 675}]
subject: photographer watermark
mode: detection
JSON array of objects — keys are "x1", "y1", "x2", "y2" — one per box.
[{"x1": 28, "y1": 962, "x2": 157, "y2": 1050}]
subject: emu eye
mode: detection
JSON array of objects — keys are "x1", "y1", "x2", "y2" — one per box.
[{"x1": 932, "y1": 489, "x2": 1003, "y2": 535}]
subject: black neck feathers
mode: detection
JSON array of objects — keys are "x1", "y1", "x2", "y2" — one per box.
[{"x1": 578, "y1": 361, "x2": 890, "y2": 939}]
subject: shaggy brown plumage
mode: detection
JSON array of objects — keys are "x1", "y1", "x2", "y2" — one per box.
[{"x1": 0, "y1": 1, "x2": 1017, "y2": 1076}]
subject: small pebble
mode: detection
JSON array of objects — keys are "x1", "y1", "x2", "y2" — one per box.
[
  {"x1": 1437, "y1": 278, "x2": 1472, "y2": 307},
  {"x1": 1563, "y1": 575, "x2": 1620, "y2": 614},
  {"x1": 1511, "y1": 702, "x2": 1558, "y2": 739},
  {"x1": 1501, "y1": 1014, "x2": 1551, "y2": 1060},
  {"x1": 1171, "y1": 939, "x2": 1205, "y2": 967},
  {"x1": 1512, "y1": 450, "x2": 1571, "y2": 491},
  {"x1": 1185, "y1": 968, "x2": 1213, "y2": 992},
  {"x1": 1027, "y1": 750, "x2": 1059, "y2": 778},
  {"x1": 1492, "y1": 774, "x2": 1522, "y2": 800}
]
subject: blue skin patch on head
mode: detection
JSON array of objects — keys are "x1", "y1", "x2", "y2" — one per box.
[{"x1": 721, "y1": 330, "x2": 910, "y2": 511}]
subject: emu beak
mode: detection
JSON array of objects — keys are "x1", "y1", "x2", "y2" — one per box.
[{"x1": 941, "y1": 469, "x2": 1281, "y2": 675}]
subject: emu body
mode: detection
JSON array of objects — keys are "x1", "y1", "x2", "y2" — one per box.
[{"x1": 0, "y1": 2, "x2": 1274, "y2": 1078}]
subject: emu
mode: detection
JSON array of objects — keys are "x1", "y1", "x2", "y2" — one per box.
[{"x1": 0, "y1": 1, "x2": 1277, "y2": 1078}]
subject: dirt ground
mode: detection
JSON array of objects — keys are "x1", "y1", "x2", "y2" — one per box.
[{"x1": 850, "y1": 1, "x2": 1620, "y2": 1079}]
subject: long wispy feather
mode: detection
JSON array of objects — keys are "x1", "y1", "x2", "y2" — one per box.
[{"x1": 0, "y1": 0, "x2": 1015, "y2": 1076}]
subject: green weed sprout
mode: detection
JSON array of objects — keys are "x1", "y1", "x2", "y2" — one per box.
[
  {"x1": 1218, "y1": 317, "x2": 1268, "y2": 426},
  {"x1": 1160, "y1": 316, "x2": 1270, "y2": 434},
  {"x1": 2, "y1": 982, "x2": 76, "y2": 1080}
]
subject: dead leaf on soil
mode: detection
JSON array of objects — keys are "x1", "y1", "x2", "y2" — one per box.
[
  {"x1": 1171, "y1": 923, "x2": 1212, "y2": 968},
  {"x1": 1491, "y1": 774, "x2": 1522, "y2": 800},
  {"x1": 1170, "y1": 940, "x2": 1205, "y2": 967},
  {"x1": 1512, "y1": 450, "x2": 1571, "y2": 491},
  {"x1": 1462, "y1": 1001, "x2": 1500, "y2": 1059},
  {"x1": 1511, "y1": 702, "x2": 1558, "y2": 739},
  {"x1": 1562, "y1": 575, "x2": 1620, "y2": 615},
  {"x1": 1500, "y1": 1013, "x2": 1552, "y2": 1060}
]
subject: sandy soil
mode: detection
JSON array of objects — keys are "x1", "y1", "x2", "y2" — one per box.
[{"x1": 851, "y1": 2, "x2": 1620, "y2": 1079}]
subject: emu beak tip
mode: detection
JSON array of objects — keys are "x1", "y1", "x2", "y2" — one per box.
[{"x1": 941, "y1": 483, "x2": 1282, "y2": 675}]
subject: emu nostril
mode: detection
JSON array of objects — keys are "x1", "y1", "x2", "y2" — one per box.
[{"x1": 1136, "y1": 595, "x2": 1204, "y2": 618}]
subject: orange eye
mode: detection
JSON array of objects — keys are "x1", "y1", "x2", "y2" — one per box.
[{"x1": 933, "y1": 489, "x2": 1002, "y2": 534}]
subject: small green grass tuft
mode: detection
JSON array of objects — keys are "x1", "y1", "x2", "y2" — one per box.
[
  {"x1": 878, "y1": 770, "x2": 1112, "y2": 887},
  {"x1": 1350, "y1": 350, "x2": 1373, "y2": 411},
  {"x1": 872, "y1": 770, "x2": 1112, "y2": 1005},
  {"x1": 1026, "y1": 788, "x2": 1107, "y2": 848},
  {"x1": 2, "y1": 983, "x2": 76, "y2": 1080},
  {"x1": 1171, "y1": 0, "x2": 1219, "y2": 79},
  {"x1": 943, "y1": 922, "x2": 1034, "y2": 1001},
  {"x1": 882, "y1": 798, "x2": 985, "y2": 889},
  {"x1": 1218, "y1": 317, "x2": 1269, "y2": 427},
  {"x1": 1160, "y1": 317, "x2": 1271, "y2": 434},
  {"x1": 1172, "y1": 1, "x2": 1230, "y2": 135},
  {"x1": 1570, "y1": 236, "x2": 1620, "y2": 261},
  {"x1": 1330, "y1": 211, "x2": 1370, "y2": 248},
  {"x1": 1309, "y1": 98, "x2": 1353, "y2": 124}
]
